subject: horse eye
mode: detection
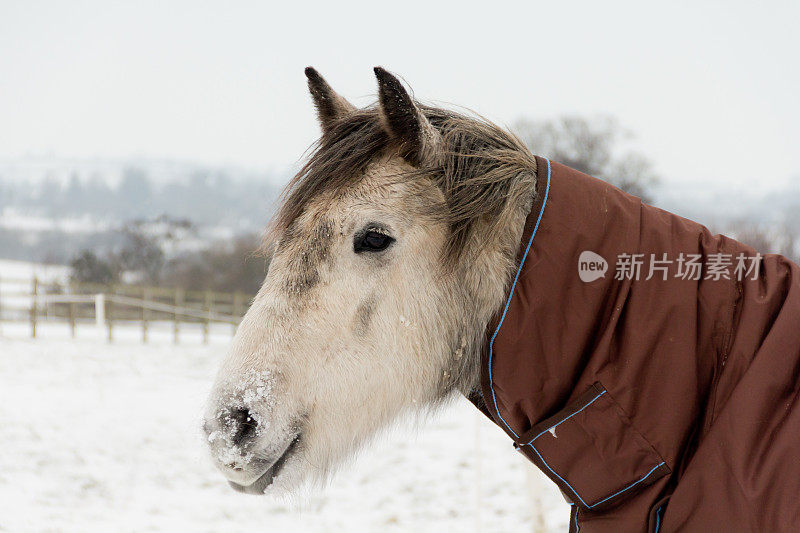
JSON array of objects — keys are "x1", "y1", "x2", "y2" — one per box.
[{"x1": 354, "y1": 230, "x2": 394, "y2": 253}]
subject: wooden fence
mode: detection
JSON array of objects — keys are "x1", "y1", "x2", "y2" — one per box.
[{"x1": 0, "y1": 275, "x2": 253, "y2": 343}]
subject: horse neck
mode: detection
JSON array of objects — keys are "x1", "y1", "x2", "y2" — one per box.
[{"x1": 447, "y1": 171, "x2": 537, "y2": 397}]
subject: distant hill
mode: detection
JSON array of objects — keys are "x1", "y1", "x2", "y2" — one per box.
[
  {"x1": 0, "y1": 157, "x2": 285, "y2": 263},
  {"x1": 0, "y1": 156, "x2": 284, "y2": 228}
]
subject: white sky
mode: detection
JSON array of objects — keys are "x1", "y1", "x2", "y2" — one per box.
[{"x1": 1, "y1": 1, "x2": 798, "y2": 189}]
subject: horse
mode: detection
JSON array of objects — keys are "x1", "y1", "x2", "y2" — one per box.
[
  {"x1": 203, "y1": 66, "x2": 533, "y2": 493},
  {"x1": 203, "y1": 68, "x2": 800, "y2": 532}
]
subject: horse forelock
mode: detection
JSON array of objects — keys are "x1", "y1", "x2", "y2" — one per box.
[{"x1": 264, "y1": 104, "x2": 537, "y2": 269}]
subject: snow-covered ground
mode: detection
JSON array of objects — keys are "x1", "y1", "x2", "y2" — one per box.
[
  {"x1": 0, "y1": 326, "x2": 569, "y2": 532},
  {"x1": 0, "y1": 259, "x2": 69, "y2": 284}
]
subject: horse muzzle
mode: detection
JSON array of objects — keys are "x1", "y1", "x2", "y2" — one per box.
[
  {"x1": 202, "y1": 400, "x2": 302, "y2": 494},
  {"x1": 225, "y1": 435, "x2": 301, "y2": 494}
]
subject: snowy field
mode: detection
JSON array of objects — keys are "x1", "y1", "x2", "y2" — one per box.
[
  {"x1": 0, "y1": 259, "x2": 70, "y2": 282},
  {"x1": 0, "y1": 325, "x2": 569, "y2": 532}
]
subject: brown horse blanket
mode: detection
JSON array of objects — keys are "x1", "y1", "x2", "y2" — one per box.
[{"x1": 475, "y1": 157, "x2": 800, "y2": 532}]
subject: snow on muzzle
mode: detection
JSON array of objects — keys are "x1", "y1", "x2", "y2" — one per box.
[{"x1": 203, "y1": 370, "x2": 302, "y2": 493}]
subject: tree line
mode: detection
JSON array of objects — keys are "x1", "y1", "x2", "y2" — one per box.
[
  {"x1": 0, "y1": 165, "x2": 280, "y2": 228},
  {"x1": 70, "y1": 216, "x2": 269, "y2": 295},
  {"x1": 4, "y1": 114, "x2": 793, "y2": 293}
]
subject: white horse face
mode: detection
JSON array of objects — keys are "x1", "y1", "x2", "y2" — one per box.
[
  {"x1": 203, "y1": 158, "x2": 456, "y2": 494},
  {"x1": 202, "y1": 66, "x2": 532, "y2": 495}
]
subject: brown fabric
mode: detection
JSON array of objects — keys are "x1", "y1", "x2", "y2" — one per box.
[{"x1": 477, "y1": 157, "x2": 800, "y2": 532}]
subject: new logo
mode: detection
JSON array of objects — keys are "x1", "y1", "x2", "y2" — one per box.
[{"x1": 578, "y1": 251, "x2": 608, "y2": 282}]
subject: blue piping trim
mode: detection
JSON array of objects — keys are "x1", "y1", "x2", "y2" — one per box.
[
  {"x1": 487, "y1": 158, "x2": 551, "y2": 438},
  {"x1": 525, "y1": 390, "x2": 607, "y2": 445},
  {"x1": 524, "y1": 388, "x2": 665, "y2": 509},
  {"x1": 573, "y1": 504, "x2": 580, "y2": 532},
  {"x1": 534, "y1": 452, "x2": 666, "y2": 510},
  {"x1": 587, "y1": 462, "x2": 665, "y2": 508},
  {"x1": 527, "y1": 443, "x2": 589, "y2": 507},
  {"x1": 654, "y1": 504, "x2": 663, "y2": 532}
]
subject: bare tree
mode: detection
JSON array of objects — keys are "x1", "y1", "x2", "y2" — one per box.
[
  {"x1": 70, "y1": 250, "x2": 117, "y2": 284},
  {"x1": 777, "y1": 224, "x2": 799, "y2": 262},
  {"x1": 729, "y1": 222, "x2": 776, "y2": 255},
  {"x1": 114, "y1": 222, "x2": 165, "y2": 284},
  {"x1": 514, "y1": 115, "x2": 658, "y2": 203},
  {"x1": 160, "y1": 233, "x2": 268, "y2": 294},
  {"x1": 726, "y1": 220, "x2": 800, "y2": 261}
]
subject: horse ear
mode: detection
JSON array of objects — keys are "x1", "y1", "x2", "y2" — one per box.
[
  {"x1": 305, "y1": 67, "x2": 355, "y2": 134},
  {"x1": 374, "y1": 67, "x2": 440, "y2": 166}
]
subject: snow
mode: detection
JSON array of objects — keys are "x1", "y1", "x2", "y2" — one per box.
[
  {"x1": 0, "y1": 209, "x2": 110, "y2": 234},
  {"x1": 0, "y1": 327, "x2": 569, "y2": 532},
  {"x1": 0, "y1": 259, "x2": 69, "y2": 284}
]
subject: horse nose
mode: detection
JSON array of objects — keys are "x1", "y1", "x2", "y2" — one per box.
[
  {"x1": 227, "y1": 407, "x2": 259, "y2": 446},
  {"x1": 203, "y1": 405, "x2": 260, "y2": 450}
]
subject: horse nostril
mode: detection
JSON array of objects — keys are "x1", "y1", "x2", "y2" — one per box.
[{"x1": 230, "y1": 407, "x2": 258, "y2": 446}]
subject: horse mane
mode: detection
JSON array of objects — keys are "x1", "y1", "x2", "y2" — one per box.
[{"x1": 267, "y1": 104, "x2": 537, "y2": 266}]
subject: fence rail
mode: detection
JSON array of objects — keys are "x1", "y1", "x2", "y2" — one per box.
[{"x1": 0, "y1": 275, "x2": 253, "y2": 343}]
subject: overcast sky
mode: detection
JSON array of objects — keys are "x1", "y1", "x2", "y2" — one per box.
[{"x1": 1, "y1": 1, "x2": 798, "y2": 190}]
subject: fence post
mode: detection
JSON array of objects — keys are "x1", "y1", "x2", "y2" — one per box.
[
  {"x1": 203, "y1": 290, "x2": 212, "y2": 344},
  {"x1": 173, "y1": 288, "x2": 183, "y2": 345},
  {"x1": 107, "y1": 295, "x2": 114, "y2": 343},
  {"x1": 69, "y1": 301, "x2": 76, "y2": 338},
  {"x1": 95, "y1": 294, "x2": 105, "y2": 327},
  {"x1": 142, "y1": 288, "x2": 150, "y2": 344},
  {"x1": 31, "y1": 276, "x2": 38, "y2": 339}
]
